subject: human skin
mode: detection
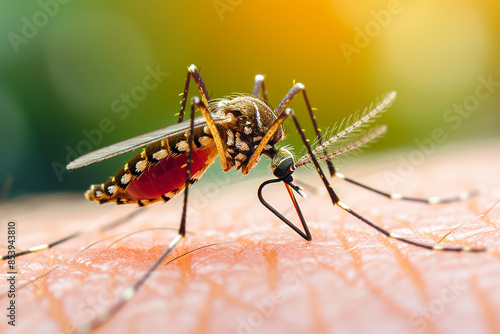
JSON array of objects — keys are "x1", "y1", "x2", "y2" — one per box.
[{"x1": 1, "y1": 140, "x2": 499, "y2": 334}]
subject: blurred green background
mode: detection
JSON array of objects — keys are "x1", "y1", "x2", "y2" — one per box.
[{"x1": 1, "y1": 0, "x2": 499, "y2": 197}]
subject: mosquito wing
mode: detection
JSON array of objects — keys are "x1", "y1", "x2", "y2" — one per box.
[{"x1": 67, "y1": 115, "x2": 228, "y2": 170}]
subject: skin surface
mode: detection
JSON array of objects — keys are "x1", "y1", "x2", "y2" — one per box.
[{"x1": 1, "y1": 140, "x2": 499, "y2": 334}]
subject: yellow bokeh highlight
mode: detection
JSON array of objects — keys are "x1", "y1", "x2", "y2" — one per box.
[{"x1": 0, "y1": 0, "x2": 498, "y2": 192}]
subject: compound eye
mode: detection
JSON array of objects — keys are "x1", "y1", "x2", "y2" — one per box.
[{"x1": 273, "y1": 156, "x2": 295, "y2": 179}]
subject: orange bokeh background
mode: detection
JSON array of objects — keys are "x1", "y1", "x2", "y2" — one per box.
[{"x1": 0, "y1": 0, "x2": 499, "y2": 194}]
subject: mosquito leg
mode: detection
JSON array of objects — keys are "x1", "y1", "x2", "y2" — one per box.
[
  {"x1": 191, "y1": 97, "x2": 231, "y2": 172},
  {"x1": 336, "y1": 201, "x2": 489, "y2": 252},
  {"x1": 252, "y1": 106, "x2": 333, "y2": 239},
  {"x1": 0, "y1": 210, "x2": 143, "y2": 261},
  {"x1": 275, "y1": 83, "x2": 336, "y2": 176},
  {"x1": 252, "y1": 74, "x2": 269, "y2": 102},
  {"x1": 83, "y1": 94, "x2": 199, "y2": 333},
  {"x1": 286, "y1": 107, "x2": 489, "y2": 253},
  {"x1": 286, "y1": 108, "x2": 339, "y2": 205},
  {"x1": 178, "y1": 65, "x2": 211, "y2": 122},
  {"x1": 243, "y1": 84, "x2": 337, "y2": 175},
  {"x1": 243, "y1": 107, "x2": 292, "y2": 174},
  {"x1": 178, "y1": 64, "x2": 223, "y2": 167},
  {"x1": 185, "y1": 65, "x2": 232, "y2": 172},
  {"x1": 177, "y1": 71, "x2": 192, "y2": 123},
  {"x1": 81, "y1": 233, "x2": 184, "y2": 333},
  {"x1": 170, "y1": 64, "x2": 230, "y2": 171},
  {"x1": 187, "y1": 65, "x2": 211, "y2": 108},
  {"x1": 178, "y1": 98, "x2": 197, "y2": 236},
  {"x1": 172, "y1": 64, "x2": 229, "y2": 171},
  {"x1": 335, "y1": 172, "x2": 479, "y2": 204}
]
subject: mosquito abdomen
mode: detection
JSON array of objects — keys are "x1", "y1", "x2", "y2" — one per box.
[{"x1": 86, "y1": 134, "x2": 218, "y2": 206}]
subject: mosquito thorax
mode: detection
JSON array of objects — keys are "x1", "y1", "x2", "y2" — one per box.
[
  {"x1": 210, "y1": 94, "x2": 284, "y2": 171},
  {"x1": 270, "y1": 147, "x2": 295, "y2": 179}
]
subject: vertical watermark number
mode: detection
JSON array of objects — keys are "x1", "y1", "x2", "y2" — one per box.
[{"x1": 5, "y1": 221, "x2": 17, "y2": 326}]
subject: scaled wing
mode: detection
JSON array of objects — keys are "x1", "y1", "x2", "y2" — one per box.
[{"x1": 67, "y1": 115, "x2": 228, "y2": 169}]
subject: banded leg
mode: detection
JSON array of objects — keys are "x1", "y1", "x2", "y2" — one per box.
[
  {"x1": 177, "y1": 65, "x2": 211, "y2": 122},
  {"x1": 244, "y1": 106, "x2": 292, "y2": 174},
  {"x1": 252, "y1": 74, "x2": 269, "y2": 102},
  {"x1": 176, "y1": 70, "x2": 192, "y2": 123},
  {"x1": 335, "y1": 172, "x2": 479, "y2": 204},
  {"x1": 255, "y1": 106, "x2": 338, "y2": 240},
  {"x1": 275, "y1": 82, "x2": 336, "y2": 176},
  {"x1": 1, "y1": 210, "x2": 143, "y2": 261},
  {"x1": 291, "y1": 108, "x2": 488, "y2": 252},
  {"x1": 84, "y1": 96, "x2": 199, "y2": 333},
  {"x1": 261, "y1": 108, "x2": 489, "y2": 253},
  {"x1": 184, "y1": 65, "x2": 231, "y2": 172},
  {"x1": 170, "y1": 64, "x2": 232, "y2": 172},
  {"x1": 190, "y1": 95, "x2": 231, "y2": 172},
  {"x1": 244, "y1": 82, "x2": 334, "y2": 176}
]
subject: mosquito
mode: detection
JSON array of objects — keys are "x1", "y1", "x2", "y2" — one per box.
[{"x1": 2, "y1": 65, "x2": 490, "y2": 332}]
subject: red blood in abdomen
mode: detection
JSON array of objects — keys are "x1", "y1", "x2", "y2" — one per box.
[{"x1": 122, "y1": 145, "x2": 215, "y2": 200}]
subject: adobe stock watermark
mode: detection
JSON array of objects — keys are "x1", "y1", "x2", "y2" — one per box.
[
  {"x1": 182, "y1": 172, "x2": 233, "y2": 223},
  {"x1": 230, "y1": 259, "x2": 317, "y2": 334},
  {"x1": 213, "y1": 0, "x2": 243, "y2": 21},
  {"x1": 385, "y1": 74, "x2": 499, "y2": 191},
  {"x1": 340, "y1": 0, "x2": 405, "y2": 64},
  {"x1": 7, "y1": 0, "x2": 72, "y2": 54},
  {"x1": 400, "y1": 276, "x2": 467, "y2": 334},
  {"x1": 52, "y1": 65, "x2": 169, "y2": 182},
  {"x1": 63, "y1": 275, "x2": 130, "y2": 334}
]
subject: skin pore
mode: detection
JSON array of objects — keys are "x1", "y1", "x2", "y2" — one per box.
[{"x1": 1, "y1": 140, "x2": 499, "y2": 334}]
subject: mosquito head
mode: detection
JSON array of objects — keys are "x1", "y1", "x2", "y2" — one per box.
[
  {"x1": 266, "y1": 147, "x2": 306, "y2": 199},
  {"x1": 270, "y1": 147, "x2": 296, "y2": 179}
]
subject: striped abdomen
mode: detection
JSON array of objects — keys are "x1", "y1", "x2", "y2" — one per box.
[{"x1": 86, "y1": 128, "x2": 217, "y2": 206}]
